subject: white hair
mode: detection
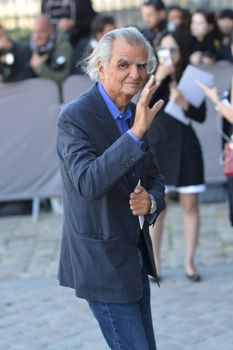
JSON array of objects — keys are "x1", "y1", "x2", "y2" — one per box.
[{"x1": 81, "y1": 27, "x2": 156, "y2": 81}]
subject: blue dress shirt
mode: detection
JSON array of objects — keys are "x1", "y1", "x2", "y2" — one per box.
[{"x1": 97, "y1": 83, "x2": 143, "y2": 146}]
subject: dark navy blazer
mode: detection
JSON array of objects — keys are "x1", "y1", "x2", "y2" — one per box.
[{"x1": 57, "y1": 84, "x2": 165, "y2": 303}]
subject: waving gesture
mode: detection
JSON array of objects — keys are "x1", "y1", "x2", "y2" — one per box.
[{"x1": 130, "y1": 75, "x2": 164, "y2": 139}]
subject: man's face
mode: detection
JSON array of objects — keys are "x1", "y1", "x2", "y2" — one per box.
[
  {"x1": 98, "y1": 38, "x2": 148, "y2": 103},
  {"x1": 141, "y1": 5, "x2": 160, "y2": 30},
  {"x1": 168, "y1": 9, "x2": 184, "y2": 28},
  {"x1": 218, "y1": 18, "x2": 233, "y2": 36},
  {"x1": 32, "y1": 19, "x2": 52, "y2": 47}
]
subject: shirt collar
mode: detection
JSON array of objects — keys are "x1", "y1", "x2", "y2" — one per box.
[{"x1": 97, "y1": 82, "x2": 132, "y2": 121}]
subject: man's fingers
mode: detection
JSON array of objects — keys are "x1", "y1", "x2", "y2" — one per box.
[
  {"x1": 130, "y1": 186, "x2": 144, "y2": 198},
  {"x1": 146, "y1": 74, "x2": 156, "y2": 88},
  {"x1": 151, "y1": 99, "x2": 164, "y2": 115},
  {"x1": 139, "y1": 75, "x2": 156, "y2": 104}
]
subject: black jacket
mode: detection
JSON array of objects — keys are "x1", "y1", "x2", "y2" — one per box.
[{"x1": 148, "y1": 77, "x2": 206, "y2": 187}]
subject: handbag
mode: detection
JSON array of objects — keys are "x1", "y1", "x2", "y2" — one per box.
[
  {"x1": 224, "y1": 141, "x2": 233, "y2": 177},
  {"x1": 215, "y1": 109, "x2": 233, "y2": 177}
]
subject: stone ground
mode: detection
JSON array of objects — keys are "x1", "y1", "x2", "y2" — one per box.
[{"x1": 0, "y1": 201, "x2": 233, "y2": 350}]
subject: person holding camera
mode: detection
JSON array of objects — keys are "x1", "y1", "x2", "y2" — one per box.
[
  {"x1": 72, "y1": 14, "x2": 116, "y2": 74},
  {"x1": 0, "y1": 24, "x2": 31, "y2": 82},
  {"x1": 41, "y1": 0, "x2": 96, "y2": 46},
  {"x1": 28, "y1": 15, "x2": 74, "y2": 85}
]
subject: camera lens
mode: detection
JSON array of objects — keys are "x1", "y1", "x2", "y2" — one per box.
[
  {"x1": 56, "y1": 56, "x2": 66, "y2": 65},
  {"x1": 4, "y1": 53, "x2": 15, "y2": 65}
]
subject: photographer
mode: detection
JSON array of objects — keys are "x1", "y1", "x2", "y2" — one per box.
[
  {"x1": 0, "y1": 24, "x2": 31, "y2": 82},
  {"x1": 28, "y1": 15, "x2": 74, "y2": 84},
  {"x1": 41, "y1": 0, "x2": 96, "y2": 46}
]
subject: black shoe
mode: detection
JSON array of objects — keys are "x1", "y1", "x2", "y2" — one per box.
[{"x1": 186, "y1": 273, "x2": 201, "y2": 282}]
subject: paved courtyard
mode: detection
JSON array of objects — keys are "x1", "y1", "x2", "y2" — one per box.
[{"x1": 0, "y1": 201, "x2": 233, "y2": 350}]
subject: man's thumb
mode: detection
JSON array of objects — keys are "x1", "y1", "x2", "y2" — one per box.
[{"x1": 134, "y1": 186, "x2": 143, "y2": 194}]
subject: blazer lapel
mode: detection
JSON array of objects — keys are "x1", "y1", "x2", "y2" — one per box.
[
  {"x1": 87, "y1": 85, "x2": 121, "y2": 144},
  {"x1": 87, "y1": 86, "x2": 143, "y2": 190}
]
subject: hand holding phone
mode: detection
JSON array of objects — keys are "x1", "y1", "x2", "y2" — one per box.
[{"x1": 157, "y1": 48, "x2": 173, "y2": 66}]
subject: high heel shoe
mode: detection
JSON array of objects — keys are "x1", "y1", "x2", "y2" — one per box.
[{"x1": 185, "y1": 272, "x2": 201, "y2": 282}]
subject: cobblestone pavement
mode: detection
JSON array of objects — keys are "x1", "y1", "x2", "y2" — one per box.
[{"x1": 0, "y1": 201, "x2": 233, "y2": 350}]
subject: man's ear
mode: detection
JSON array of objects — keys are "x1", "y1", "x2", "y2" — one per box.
[{"x1": 98, "y1": 60, "x2": 105, "y2": 81}]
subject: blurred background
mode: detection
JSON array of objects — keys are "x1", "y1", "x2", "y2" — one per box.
[{"x1": 1, "y1": 0, "x2": 233, "y2": 31}]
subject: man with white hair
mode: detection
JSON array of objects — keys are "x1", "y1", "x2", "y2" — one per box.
[{"x1": 57, "y1": 27, "x2": 165, "y2": 349}]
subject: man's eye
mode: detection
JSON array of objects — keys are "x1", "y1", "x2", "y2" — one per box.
[
  {"x1": 119, "y1": 62, "x2": 129, "y2": 68},
  {"x1": 137, "y1": 63, "x2": 147, "y2": 70}
]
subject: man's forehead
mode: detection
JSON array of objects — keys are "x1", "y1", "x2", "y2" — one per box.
[{"x1": 110, "y1": 38, "x2": 147, "y2": 60}]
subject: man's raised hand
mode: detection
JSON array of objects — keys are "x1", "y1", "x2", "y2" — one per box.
[{"x1": 130, "y1": 75, "x2": 164, "y2": 140}]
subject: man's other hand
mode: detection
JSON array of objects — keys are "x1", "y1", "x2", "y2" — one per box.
[{"x1": 129, "y1": 185, "x2": 151, "y2": 216}]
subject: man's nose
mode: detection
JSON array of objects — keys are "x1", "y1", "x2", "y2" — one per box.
[{"x1": 129, "y1": 64, "x2": 140, "y2": 79}]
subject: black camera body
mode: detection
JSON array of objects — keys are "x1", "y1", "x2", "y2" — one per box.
[
  {"x1": 0, "y1": 49, "x2": 15, "y2": 65},
  {"x1": 0, "y1": 49, "x2": 16, "y2": 80},
  {"x1": 34, "y1": 45, "x2": 66, "y2": 71}
]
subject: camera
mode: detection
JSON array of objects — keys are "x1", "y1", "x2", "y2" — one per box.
[
  {"x1": 0, "y1": 50, "x2": 15, "y2": 65},
  {"x1": 0, "y1": 50, "x2": 15, "y2": 80},
  {"x1": 34, "y1": 46, "x2": 66, "y2": 70},
  {"x1": 50, "y1": 55, "x2": 66, "y2": 70}
]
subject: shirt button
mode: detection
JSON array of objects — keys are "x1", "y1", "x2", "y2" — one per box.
[{"x1": 119, "y1": 114, "x2": 122, "y2": 119}]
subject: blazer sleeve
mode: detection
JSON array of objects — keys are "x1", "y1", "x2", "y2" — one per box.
[
  {"x1": 57, "y1": 107, "x2": 146, "y2": 200},
  {"x1": 143, "y1": 140, "x2": 166, "y2": 225}
]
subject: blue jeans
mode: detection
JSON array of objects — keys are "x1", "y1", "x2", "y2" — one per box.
[{"x1": 87, "y1": 265, "x2": 156, "y2": 350}]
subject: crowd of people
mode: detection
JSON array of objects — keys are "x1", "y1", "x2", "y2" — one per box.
[
  {"x1": 0, "y1": 0, "x2": 233, "y2": 277},
  {"x1": 0, "y1": 0, "x2": 232, "y2": 85}
]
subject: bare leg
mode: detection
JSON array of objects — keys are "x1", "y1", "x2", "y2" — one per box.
[
  {"x1": 149, "y1": 194, "x2": 169, "y2": 277},
  {"x1": 179, "y1": 193, "x2": 200, "y2": 276}
]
